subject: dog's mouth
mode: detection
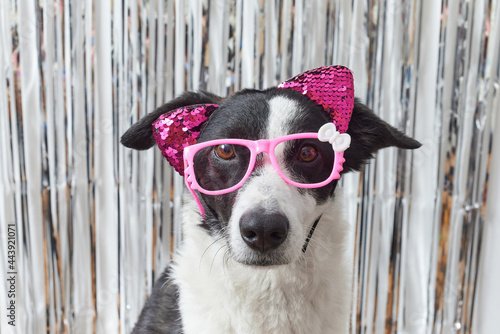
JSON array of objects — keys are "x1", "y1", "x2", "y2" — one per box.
[{"x1": 228, "y1": 245, "x2": 292, "y2": 267}]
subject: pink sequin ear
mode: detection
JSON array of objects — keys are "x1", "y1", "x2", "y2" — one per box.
[
  {"x1": 152, "y1": 104, "x2": 219, "y2": 175},
  {"x1": 277, "y1": 65, "x2": 354, "y2": 133}
]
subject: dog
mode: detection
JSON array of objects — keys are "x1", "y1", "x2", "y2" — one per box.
[{"x1": 121, "y1": 66, "x2": 421, "y2": 333}]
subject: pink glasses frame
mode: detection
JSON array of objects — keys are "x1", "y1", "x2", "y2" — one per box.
[{"x1": 183, "y1": 124, "x2": 348, "y2": 215}]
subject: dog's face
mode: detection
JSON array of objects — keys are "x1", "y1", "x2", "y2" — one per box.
[
  {"x1": 121, "y1": 85, "x2": 420, "y2": 268},
  {"x1": 194, "y1": 88, "x2": 338, "y2": 266}
]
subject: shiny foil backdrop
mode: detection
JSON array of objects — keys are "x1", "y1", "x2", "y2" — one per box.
[{"x1": 0, "y1": 0, "x2": 499, "y2": 333}]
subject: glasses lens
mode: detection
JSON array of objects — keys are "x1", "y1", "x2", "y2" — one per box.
[
  {"x1": 193, "y1": 143, "x2": 251, "y2": 191},
  {"x1": 274, "y1": 138, "x2": 335, "y2": 185}
]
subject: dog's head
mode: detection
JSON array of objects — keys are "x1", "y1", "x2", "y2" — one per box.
[{"x1": 122, "y1": 66, "x2": 420, "y2": 267}]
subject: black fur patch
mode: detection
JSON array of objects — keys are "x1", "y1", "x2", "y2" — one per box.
[
  {"x1": 194, "y1": 89, "x2": 271, "y2": 235},
  {"x1": 132, "y1": 266, "x2": 183, "y2": 334},
  {"x1": 343, "y1": 99, "x2": 422, "y2": 172},
  {"x1": 262, "y1": 88, "x2": 339, "y2": 203}
]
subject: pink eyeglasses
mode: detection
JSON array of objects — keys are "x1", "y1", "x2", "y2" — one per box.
[{"x1": 183, "y1": 123, "x2": 351, "y2": 215}]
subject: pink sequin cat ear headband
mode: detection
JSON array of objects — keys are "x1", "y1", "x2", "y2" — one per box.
[{"x1": 152, "y1": 65, "x2": 355, "y2": 175}]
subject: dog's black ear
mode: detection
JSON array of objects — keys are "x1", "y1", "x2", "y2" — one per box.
[
  {"x1": 342, "y1": 99, "x2": 421, "y2": 173},
  {"x1": 121, "y1": 91, "x2": 223, "y2": 150}
]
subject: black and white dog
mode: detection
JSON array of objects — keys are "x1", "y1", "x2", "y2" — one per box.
[{"x1": 121, "y1": 66, "x2": 420, "y2": 333}]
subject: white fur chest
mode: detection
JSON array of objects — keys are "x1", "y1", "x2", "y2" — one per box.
[{"x1": 172, "y1": 196, "x2": 352, "y2": 334}]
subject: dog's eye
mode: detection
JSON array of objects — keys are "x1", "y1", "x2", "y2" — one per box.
[
  {"x1": 298, "y1": 145, "x2": 317, "y2": 162},
  {"x1": 215, "y1": 144, "x2": 235, "y2": 160}
]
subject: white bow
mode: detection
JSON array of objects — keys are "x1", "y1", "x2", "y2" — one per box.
[{"x1": 318, "y1": 123, "x2": 351, "y2": 152}]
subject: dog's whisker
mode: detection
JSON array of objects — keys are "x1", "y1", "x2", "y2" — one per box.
[
  {"x1": 160, "y1": 278, "x2": 174, "y2": 291},
  {"x1": 222, "y1": 249, "x2": 231, "y2": 276},
  {"x1": 307, "y1": 233, "x2": 328, "y2": 249},
  {"x1": 209, "y1": 244, "x2": 226, "y2": 276},
  {"x1": 199, "y1": 235, "x2": 225, "y2": 271},
  {"x1": 217, "y1": 227, "x2": 232, "y2": 275}
]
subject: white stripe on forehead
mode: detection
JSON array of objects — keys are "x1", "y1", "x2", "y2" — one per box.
[{"x1": 266, "y1": 96, "x2": 301, "y2": 139}]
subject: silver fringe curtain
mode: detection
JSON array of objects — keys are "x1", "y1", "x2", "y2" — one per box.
[{"x1": 1, "y1": 0, "x2": 499, "y2": 333}]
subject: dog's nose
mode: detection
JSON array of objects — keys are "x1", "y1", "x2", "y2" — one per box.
[{"x1": 239, "y1": 211, "x2": 289, "y2": 252}]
